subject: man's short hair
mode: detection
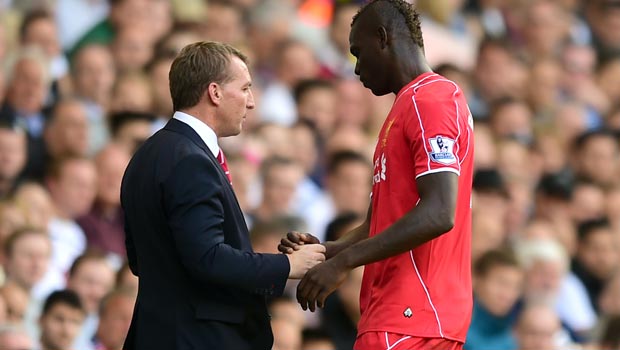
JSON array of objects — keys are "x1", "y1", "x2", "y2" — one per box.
[
  {"x1": 474, "y1": 249, "x2": 520, "y2": 277},
  {"x1": 577, "y1": 218, "x2": 611, "y2": 243},
  {"x1": 352, "y1": 0, "x2": 424, "y2": 49},
  {"x1": 169, "y1": 41, "x2": 247, "y2": 111},
  {"x1": 326, "y1": 150, "x2": 371, "y2": 176},
  {"x1": 41, "y1": 290, "x2": 85, "y2": 316},
  {"x1": 293, "y1": 79, "x2": 334, "y2": 104},
  {"x1": 259, "y1": 156, "x2": 298, "y2": 181},
  {"x1": 45, "y1": 155, "x2": 91, "y2": 180},
  {"x1": 3, "y1": 227, "x2": 49, "y2": 258},
  {"x1": 68, "y1": 250, "x2": 109, "y2": 279},
  {"x1": 19, "y1": 8, "x2": 54, "y2": 41},
  {"x1": 109, "y1": 111, "x2": 156, "y2": 137},
  {"x1": 3, "y1": 46, "x2": 50, "y2": 87}
]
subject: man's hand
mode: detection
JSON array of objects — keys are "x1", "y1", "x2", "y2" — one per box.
[
  {"x1": 296, "y1": 258, "x2": 350, "y2": 312},
  {"x1": 286, "y1": 244, "x2": 326, "y2": 279},
  {"x1": 279, "y1": 231, "x2": 320, "y2": 254}
]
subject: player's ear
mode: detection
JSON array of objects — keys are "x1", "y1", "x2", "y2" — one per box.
[{"x1": 378, "y1": 26, "x2": 388, "y2": 49}]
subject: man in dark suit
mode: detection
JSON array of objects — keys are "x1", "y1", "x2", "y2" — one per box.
[{"x1": 121, "y1": 41, "x2": 326, "y2": 350}]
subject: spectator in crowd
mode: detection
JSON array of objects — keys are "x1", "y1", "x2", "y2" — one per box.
[
  {"x1": 250, "y1": 216, "x2": 295, "y2": 254},
  {"x1": 108, "y1": 72, "x2": 153, "y2": 114},
  {"x1": 13, "y1": 182, "x2": 55, "y2": 233},
  {"x1": 44, "y1": 156, "x2": 97, "y2": 295},
  {"x1": 199, "y1": 0, "x2": 245, "y2": 45},
  {"x1": 146, "y1": 53, "x2": 174, "y2": 122},
  {"x1": 0, "y1": 324, "x2": 34, "y2": 350},
  {"x1": 108, "y1": 111, "x2": 155, "y2": 155},
  {"x1": 43, "y1": 97, "x2": 90, "y2": 161},
  {"x1": 110, "y1": 26, "x2": 154, "y2": 74},
  {"x1": 3, "y1": 228, "x2": 51, "y2": 297},
  {"x1": 465, "y1": 249, "x2": 523, "y2": 350},
  {"x1": 259, "y1": 39, "x2": 320, "y2": 126},
  {"x1": 513, "y1": 302, "x2": 565, "y2": 350},
  {"x1": 251, "y1": 156, "x2": 305, "y2": 223},
  {"x1": 0, "y1": 283, "x2": 30, "y2": 325},
  {"x1": 0, "y1": 47, "x2": 50, "y2": 180},
  {"x1": 305, "y1": 151, "x2": 371, "y2": 242},
  {"x1": 114, "y1": 262, "x2": 137, "y2": 293},
  {"x1": 19, "y1": 8, "x2": 69, "y2": 95},
  {"x1": 516, "y1": 237, "x2": 596, "y2": 342},
  {"x1": 572, "y1": 130, "x2": 620, "y2": 189},
  {"x1": 93, "y1": 287, "x2": 135, "y2": 350},
  {"x1": 294, "y1": 79, "x2": 337, "y2": 138},
  {"x1": 38, "y1": 290, "x2": 85, "y2": 350},
  {"x1": 77, "y1": 144, "x2": 130, "y2": 258},
  {"x1": 70, "y1": 44, "x2": 115, "y2": 155},
  {"x1": 66, "y1": 252, "x2": 115, "y2": 350},
  {"x1": 317, "y1": 3, "x2": 358, "y2": 78},
  {"x1": 572, "y1": 218, "x2": 619, "y2": 312},
  {"x1": 270, "y1": 297, "x2": 304, "y2": 350},
  {"x1": 0, "y1": 123, "x2": 27, "y2": 199}
]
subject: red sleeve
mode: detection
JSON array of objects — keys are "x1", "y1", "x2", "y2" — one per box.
[{"x1": 404, "y1": 89, "x2": 462, "y2": 179}]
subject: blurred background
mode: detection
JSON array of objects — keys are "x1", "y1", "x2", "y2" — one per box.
[{"x1": 0, "y1": 0, "x2": 619, "y2": 349}]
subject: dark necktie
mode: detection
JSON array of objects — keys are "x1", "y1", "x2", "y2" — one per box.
[{"x1": 217, "y1": 150, "x2": 232, "y2": 185}]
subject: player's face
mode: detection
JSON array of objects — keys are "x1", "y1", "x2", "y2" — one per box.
[{"x1": 349, "y1": 16, "x2": 392, "y2": 96}]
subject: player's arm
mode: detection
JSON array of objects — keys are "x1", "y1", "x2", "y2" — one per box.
[
  {"x1": 332, "y1": 172, "x2": 456, "y2": 266},
  {"x1": 296, "y1": 171, "x2": 457, "y2": 311},
  {"x1": 278, "y1": 205, "x2": 372, "y2": 260}
]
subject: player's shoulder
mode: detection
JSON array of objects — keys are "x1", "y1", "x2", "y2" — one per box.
[{"x1": 410, "y1": 74, "x2": 460, "y2": 100}]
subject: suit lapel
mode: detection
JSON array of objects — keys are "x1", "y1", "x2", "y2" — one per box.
[{"x1": 163, "y1": 118, "x2": 246, "y2": 215}]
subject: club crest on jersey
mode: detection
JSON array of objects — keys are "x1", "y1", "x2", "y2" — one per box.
[
  {"x1": 404, "y1": 307, "x2": 413, "y2": 318},
  {"x1": 429, "y1": 135, "x2": 456, "y2": 165}
]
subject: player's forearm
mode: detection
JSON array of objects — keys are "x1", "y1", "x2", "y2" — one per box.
[
  {"x1": 324, "y1": 220, "x2": 370, "y2": 259},
  {"x1": 332, "y1": 200, "x2": 454, "y2": 269}
]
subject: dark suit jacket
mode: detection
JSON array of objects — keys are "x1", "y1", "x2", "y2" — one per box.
[{"x1": 121, "y1": 118, "x2": 290, "y2": 350}]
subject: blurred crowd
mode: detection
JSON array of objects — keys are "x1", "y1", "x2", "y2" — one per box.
[{"x1": 0, "y1": 0, "x2": 619, "y2": 349}]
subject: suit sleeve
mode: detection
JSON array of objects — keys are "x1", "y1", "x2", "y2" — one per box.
[{"x1": 162, "y1": 154, "x2": 290, "y2": 296}]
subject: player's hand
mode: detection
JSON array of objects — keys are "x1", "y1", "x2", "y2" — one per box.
[
  {"x1": 278, "y1": 231, "x2": 320, "y2": 254},
  {"x1": 296, "y1": 258, "x2": 349, "y2": 312}
]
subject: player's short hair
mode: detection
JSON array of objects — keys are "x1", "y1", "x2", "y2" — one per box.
[
  {"x1": 169, "y1": 41, "x2": 247, "y2": 111},
  {"x1": 351, "y1": 0, "x2": 424, "y2": 50},
  {"x1": 41, "y1": 290, "x2": 85, "y2": 316},
  {"x1": 474, "y1": 249, "x2": 520, "y2": 277}
]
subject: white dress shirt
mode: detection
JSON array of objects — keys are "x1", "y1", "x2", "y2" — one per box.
[{"x1": 173, "y1": 111, "x2": 220, "y2": 157}]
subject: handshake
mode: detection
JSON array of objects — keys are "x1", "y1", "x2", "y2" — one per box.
[
  {"x1": 280, "y1": 232, "x2": 325, "y2": 279},
  {"x1": 278, "y1": 232, "x2": 350, "y2": 312}
]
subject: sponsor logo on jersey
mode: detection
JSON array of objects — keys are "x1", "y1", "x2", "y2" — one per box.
[{"x1": 429, "y1": 135, "x2": 456, "y2": 165}]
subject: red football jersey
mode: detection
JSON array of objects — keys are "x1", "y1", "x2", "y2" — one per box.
[{"x1": 356, "y1": 73, "x2": 474, "y2": 343}]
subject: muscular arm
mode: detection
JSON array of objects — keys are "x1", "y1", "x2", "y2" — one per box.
[
  {"x1": 296, "y1": 171, "x2": 458, "y2": 311},
  {"x1": 323, "y1": 205, "x2": 372, "y2": 259},
  {"x1": 333, "y1": 172, "x2": 457, "y2": 268}
]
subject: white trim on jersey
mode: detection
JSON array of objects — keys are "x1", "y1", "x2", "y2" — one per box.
[
  {"x1": 409, "y1": 251, "x2": 445, "y2": 338},
  {"x1": 411, "y1": 95, "x2": 431, "y2": 172},
  {"x1": 384, "y1": 332, "x2": 412, "y2": 350},
  {"x1": 394, "y1": 73, "x2": 439, "y2": 105},
  {"x1": 415, "y1": 167, "x2": 460, "y2": 179}
]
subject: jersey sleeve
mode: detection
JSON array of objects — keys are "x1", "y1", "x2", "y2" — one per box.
[{"x1": 404, "y1": 92, "x2": 462, "y2": 179}]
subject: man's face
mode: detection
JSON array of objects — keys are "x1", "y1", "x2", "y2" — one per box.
[
  {"x1": 40, "y1": 304, "x2": 84, "y2": 350},
  {"x1": 115, "y1": 120, "x2": 152, "y2": 154},
  {"x1": 97, "y1": 295, "x2": 135, "y2": 350},
  {"x1": 216, "y1": 56, "x2": 255, "y2": 137},
  {"x1": 96, "y1": 148, "x2": 130, "y2": 207},
  {"x1": 73, "y1": 46, "x2": 116, "y2": 102},
  {"x1": 47, "y1": 102, "x2": 89, "y2": 157},
  {"x1": 7, "y1": 59, "x2": 46, "y2": 114},
  {"x1": 328, "y1": 161, "x2": 372, "y2": 214},
  {"x1": 474, "y1": 265, "x2": 523, "y2": 316},
  {"x1": 23, "y1": 18, "x2": 60, "y2": 58},
  {"x1": 349, "y1": 15, "x2": 391, "y2": 96},
  {"x1": 0, "y1": 129, "x2": 26, "y2": 182},
  {"x1": 49, "y1": 160, "x2": 97, "y2": 219},
  {"x1": 6, "y1": 233, "x2": 51, "y2": 290},
  {"x1": 68, "y1": 260, "x2": 115, "y2": 314},
  {"x1": 577, "y1": 228, "x2": 619, "y2": 280}
]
